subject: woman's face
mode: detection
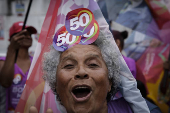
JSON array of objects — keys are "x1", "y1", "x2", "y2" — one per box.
[{"x1": 56, "y1": 44, "x2": 111, "y2": 113}]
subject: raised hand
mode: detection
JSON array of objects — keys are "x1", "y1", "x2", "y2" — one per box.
[{"x1": 9, "y1": 29, "x2": 32, "y2": 50}]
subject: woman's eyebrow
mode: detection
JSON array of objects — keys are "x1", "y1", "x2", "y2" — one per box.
[
  {"x1": 61, "y1": 54, "x2": 74, "y2": 62},
  {"x1": 85, "y1": 54, "x2": 101, "y2": 60}
]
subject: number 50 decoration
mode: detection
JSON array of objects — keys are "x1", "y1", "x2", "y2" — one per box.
[
  {"x1": 53, "y1": 26, "x2": 81, "y2": 51},
  {"x1": 65, "y1": 8, "x2": 95, "y2": 36},
  {"x1": 53, "y1": 8, "x2": 99, "y2": 51}
]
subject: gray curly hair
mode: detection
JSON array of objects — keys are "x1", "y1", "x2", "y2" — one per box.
[{"x1": 43, "y1": 31, "x2": 121, "y2": 101}]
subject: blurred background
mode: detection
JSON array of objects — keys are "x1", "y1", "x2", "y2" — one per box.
[
  {"x1": 98, "y1": 0, "x2": 170, "y2": 112},
  {"x1": 0, "y1": 0, "x2": 170, "y2": 112},
  {"x1": 0, "y1": 0, "x2": 50, "y2": 56}
]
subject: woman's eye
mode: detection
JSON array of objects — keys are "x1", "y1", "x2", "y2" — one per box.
[
  {"x1": 88, "y1": 63, "x2": 99, "y2": 68},
  {"x1": 63, "y1": 64, "x2": 74, "y2": 69}
]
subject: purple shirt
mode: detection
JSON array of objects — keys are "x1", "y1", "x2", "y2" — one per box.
[
  {"x1": 0, "y1": 56, "x2": 33, "y2": 112},
  {"x1": 108, "y1": 97, "x2": 133, "y2": 113},
  {"x1": 113, "y1": 56, "x2": 136, "y2": 100},
  {"x1": 123, "y1": 56, "x2": 136, "y2": 78}
]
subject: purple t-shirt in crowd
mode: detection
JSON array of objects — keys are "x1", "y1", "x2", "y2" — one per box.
[
  {"x1": 0, "y1": 56, "x2": 33, "y2": 112},
  {"x1": 123, "y1": 56, "x2": 136, "y2": 78},
  {"x1": 108, "y1": 97, "x2": 133, "y2": 113},
  {"x1": 113, "y1": 56, "x2": 136, "y2": 100}
]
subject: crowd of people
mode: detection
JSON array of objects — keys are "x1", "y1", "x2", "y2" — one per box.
[
  {"x1": 0, "y1": 21, "x2": 167, "y2": 113},
  {"x1": 0, "y1": 1, "x2": 170, "y2": 113}
]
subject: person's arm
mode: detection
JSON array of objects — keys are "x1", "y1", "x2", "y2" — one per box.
[
  {"x1": 0, "y1": 30, "x2": 28, "y2": 88},
  {"x1": 0, "y1": 47, "x2": 17, "y2": 87}
]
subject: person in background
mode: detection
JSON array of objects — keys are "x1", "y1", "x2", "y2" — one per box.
[
  {"x1": 112, "y1": 30, "x2": 149, "y2": 99},
  {"x1": 111, "y1": 30, "x2": 137, "y2": 99},
  {"x1": 112, "y1": 30, "x2": 136, "y2": 78},
  {"x1": 0, "y1": 21, "x2": 37, "y2": 112},
  {"x1": 112, "y1": 30, "x2": 162, "y2": 113}
]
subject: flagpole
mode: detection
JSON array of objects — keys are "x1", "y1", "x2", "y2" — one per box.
[{"x1": 14, "y1": 0, "x2": 33, "y2": 63}]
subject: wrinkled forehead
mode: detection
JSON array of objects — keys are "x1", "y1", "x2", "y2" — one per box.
[{"x1": 59, "y1": 44, "x2": 102, "y2": 61}]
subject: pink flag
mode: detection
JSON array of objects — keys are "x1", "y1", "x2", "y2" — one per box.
[{"x1": 15, "y1": 0, "x2": 63, "y2": 112}]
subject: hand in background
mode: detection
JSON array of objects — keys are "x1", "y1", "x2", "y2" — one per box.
[{"x1": 9, "y1": 29, "x2": 32, "y2": 50}]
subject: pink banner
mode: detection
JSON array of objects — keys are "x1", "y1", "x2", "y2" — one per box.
[{"x1": 137, "y1": 43, "x2": 170, "y2": 83}]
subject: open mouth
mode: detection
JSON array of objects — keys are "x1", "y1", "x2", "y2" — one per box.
[{"x1": 72, "y1": 85, "x2": 92, "y2": 101}]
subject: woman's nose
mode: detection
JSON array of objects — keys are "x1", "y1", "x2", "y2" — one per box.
[{"x1": 74, "y1": 66, "x2": 89, "y2": 79}]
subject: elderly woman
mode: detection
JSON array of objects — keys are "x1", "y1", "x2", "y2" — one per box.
[
  {"x1": 27, "y1": 1, "x2": 150, "y2": 112},
  {"x1": 29, "y1": 31, "x2": 150, "y2": 113},
  {"x1": 42, "y1": 33, "x2": 132, "y2": 113}
]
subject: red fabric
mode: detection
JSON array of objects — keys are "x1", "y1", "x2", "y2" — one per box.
[
  {"x1": 145, "y1": 0, "x2": 170, "y2": 29},
  {"x1": 9, "y1": 21, "x2": 37, "y2": 37}
]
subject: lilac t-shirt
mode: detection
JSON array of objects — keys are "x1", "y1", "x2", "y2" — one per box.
[
  {"x1": 113, "y1": 56, "x2": 136, "y2": 100},
  {"x1": 0, "y1": 56, "x2": 33, "y2": 112},
  {"x1": 108, "y1": 97, "x2": 133, "y2": 113},
  {"x1": 123, "y1": 56, "x2": 136, "y2": 78}
]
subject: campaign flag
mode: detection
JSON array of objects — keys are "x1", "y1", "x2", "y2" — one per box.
[{"x1": 15, "y1": 0, "x2": 62, "y2": 112}]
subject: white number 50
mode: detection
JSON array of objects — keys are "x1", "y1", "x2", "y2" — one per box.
[
  {"x1": 57, "y1": 33, "x2": 66, "y2": 46},
  {"x1": 70, "y1": 13, "x2": 89, "y2": 31},
  {"x1": 57, "y1": 33, "x2": 77, "y2": 46}
]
